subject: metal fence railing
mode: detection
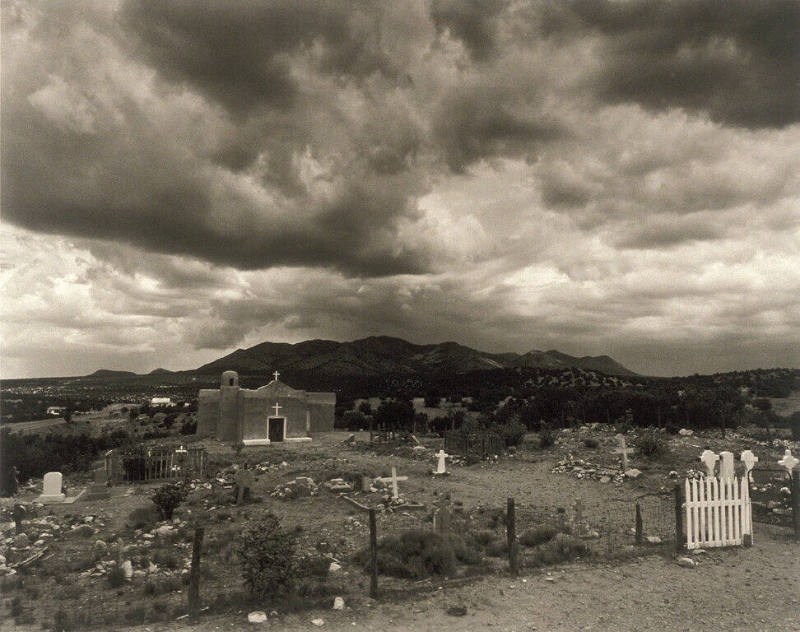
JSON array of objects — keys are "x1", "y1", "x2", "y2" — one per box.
[{"x1": 105, "y1": 445, "x2": 207, "y2": 484}]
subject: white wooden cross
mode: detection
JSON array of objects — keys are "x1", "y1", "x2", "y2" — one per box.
[
  {"x1": 272, "y1": 402, "x2": 282, "y2": 416},
  {"x1": 700, "y1": 450, "x2": 719, "y2": 477},
  {"x1": 740, "y1": 450, "x2": 758, "y2": 481},
  {"x1": 435, "y1": 450, "x2": 449, "y2": 475},
  {"x1": 272, "y1": 370, "x2": 280, "y2": 381},
  {"x1": 613, "y1": 435, "x2": 633, "y2": 471},
  {"x1": 778, "y1": 449, "x2": 799, "y2": 475}
]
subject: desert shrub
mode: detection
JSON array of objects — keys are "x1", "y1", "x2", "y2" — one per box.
[
  {"x1": 353, "y1": 530, "x2": 475, "y2": 579},
  {"x1": 582, "y1": 438, "x2": 599, "y2": 449},
  {"x1": 297, "y1": 555, "x2": 331, "y2": 579},
  {"x1": 127, "y1": 505, "x2": 161, "y2": 529},
  {"x1": 471, "y1": 529, "x2": 496, "y2": 547},
  {"x1": 55, "y1": 584, "x2": 85, "y2": 600},
  {"x1": 152, "y1": 549, "x2": 182, "y2": 570},
  {"x1": 484, "y1": 539, "x2": 508, "y2": 558},
  {"x1": 71, "y1": 524, "x2": 94, "y2": 537},
  {"x1": 152, "y1": 482, "x2": 187, "y2": 521},
  {"x1": 10, "y1": 596, "x2": 23, "y2": 617},
  {"x1": 498, "y1": 420, "x2": 527, "y2": 447},
  {"x1": 107, "y1": 563, "x2": 128, "y2": 588},
  {"x1": 526, "y1": 533, "x2": 590, "y2": 567},
  {"x1": 53, "y1": 608, "x2": 73, "y2": 632},
  {"x1": 180, "y1": 418, "x2": 197, "y2": 435},
  {"x1": 519, "y1": 526, "x2": 559, "y2": 548},
  {"x1": 637, "y1": 428, "x2": 668, "y2": 458},
  {"x1": 538, "y1": 424, "x2": 555, "y2": 448},
  {"x1": 237, "y1": 513, "x2": 298, "y2": 597},
  {"x1": 125, "y1": 606, "x2": 147, "y2": 626},
  {"x1": 789, "y1": 412, "x2": 800, "y2": 441}
]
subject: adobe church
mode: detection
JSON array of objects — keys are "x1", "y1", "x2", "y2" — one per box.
[{"x1": 196, "y1": 371, "x2": 335, "y2": 445}]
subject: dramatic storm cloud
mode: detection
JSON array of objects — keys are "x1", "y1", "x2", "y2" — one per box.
[{"x1": 2, "y1": 0, "x2": 798, "y2": 377}]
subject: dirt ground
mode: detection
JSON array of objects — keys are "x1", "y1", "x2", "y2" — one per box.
[{"x1": 4, "y1": 429, "x2": 799, "y2": 631}]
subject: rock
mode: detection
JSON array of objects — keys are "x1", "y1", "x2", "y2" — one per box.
[
  {"x1": 13, "y1": 533, "x2": 29, "y2": 548},
  {"x1": 93, "y1": 540, "x2": 108, "y2": 553},
  {"x1": 693, "y1": 549, "x2": 707, "y2": 555},
  {"x1": 329, "y1": 562, "x2": 342, "y2": 573},
  {"x1": 155, "y1": 525, "x2": 174, "y2": 536},
  {"x1": 599, "y1": 476, "x2": 611, "y2": 484},
  {"x1": 332, "y1": 596, "x2": 345, "y2": 610},
  {"x1": 624, "y1": 469, "x2": 642, "y2": 479},
  {"x1": 247, "y1": 611, "x2": 268, "y2": 623},
  {"x1": 668, "y1": 471, "x2": 679, "y2": 478},
  {"x1": 148, "y1": 562, "x2": 158, "y2": 573},
  {"x1": 646, "y1": 536, "x2": 662, "y2": 544},
  {"x1": 676, "y1": 557, "x2": 697, "y2": 568},
  {"x1": 121, "y1": 559, "x2": 133, "y2": 580},
  {"x1": 678, "y1": 429, "x2": 694, "y2": 436},
  {"x1": 446, "y1": 606, "x2": 467, "y2": 616},
  {"x1": 312, "y1": 618, "x2": 325, "y2": 626}
]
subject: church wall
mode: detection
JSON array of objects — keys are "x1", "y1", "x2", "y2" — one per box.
[
  {"x1": 196, "y1": 390, "x2": 220, "y2": 437},
  {"x1": 307, "y1": 392, "x2": 336, "y2": 432},
  {"x1": 240, "y1": 393, "x2": 268, "y2": 442},
  {"x1": 217, "y1": 387, "x2": 240, "y2": 442}
]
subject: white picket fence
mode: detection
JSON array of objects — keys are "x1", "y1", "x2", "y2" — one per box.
[{"x1": 684, "y1": 476, "x2": 752, "y2": 549}]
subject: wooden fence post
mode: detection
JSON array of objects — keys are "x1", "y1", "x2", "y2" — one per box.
[
  {"x1": 369, "y1": 509, "x2": 378, "y2": 598},
  {"x1": 507, "y1": 497, "x2": 518, "y2": 576},
  {"x1": 635, "y1": 502, "x2": 643, "y2": 545},
  {"x1": 188, "y1": 527, "x2": 204, "y2": 619},
  {"x1": 674, "y1": 484, "x2": 683, "y2": 553},
  {"x1": 792, "y1": 467, "x2": 800, "y2": 541}
]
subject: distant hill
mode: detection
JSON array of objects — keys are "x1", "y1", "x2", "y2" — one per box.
[
  {"x1": 195, "y1": 336, "x2": 639, "y2": 377},
  {"x1": 87, "y1": 369, "x2": 138, "y2": 378},
  {"x1": 148, "y1": 368, "x2": 174, "y2": 375}
]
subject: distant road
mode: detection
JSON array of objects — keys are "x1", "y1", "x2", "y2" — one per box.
[{"x1": 3, "y1": 417, "x2": 66, "y2": 434}]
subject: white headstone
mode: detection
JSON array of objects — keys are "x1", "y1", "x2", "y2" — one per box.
[
  {"x1": 778, "y1": 449, "x2": 799, "y2": 475},
  {"x1": 740, "y1": 450, "x2": 758, "y2": 481},
  {"x1": 435, "y1": 450, "x2": 449, "y2": 475},
  {"x1": 700, "y1": 450, "x2": 719, "y2": 478},
  {"x1": 37, "y1": 472, "x2": 65, "y2": 503},
  {"x1": 719, "y1": 451, "x2": 735, "y2": 480},
  {"x1": 613, "y1": 435, "x2": 633, "y2": 472}
]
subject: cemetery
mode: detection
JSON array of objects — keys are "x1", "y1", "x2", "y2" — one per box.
[{"x1": 1, "y1": 421, "x2": 798, "y2": 631}]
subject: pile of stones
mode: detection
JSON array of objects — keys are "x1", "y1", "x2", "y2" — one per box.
[
  {"x1": 271, "y1": 477, "x2": 319, "y2": 499},
  {"x1": 551, "y1": 456, "x2": 625, "y2": 483}
]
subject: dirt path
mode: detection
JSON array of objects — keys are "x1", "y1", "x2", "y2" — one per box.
[{"x1": 121, "y1": 527, "x2": 798, "y2": 632}]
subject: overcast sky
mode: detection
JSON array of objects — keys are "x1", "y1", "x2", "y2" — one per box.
[{"x1": 2, "y1": 0, "x2": 799, "y2": 379}]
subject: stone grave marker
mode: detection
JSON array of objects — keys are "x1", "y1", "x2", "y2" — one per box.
[
  {"x1": 718, "y1": 451, "x2": 735, "y2": 481},
  {"x1": 700, "y1": 450, "x2": 719, "y2": 477},
  {"x1": 434, "y1": 450, "x2": 450, "y2": 476},
  {"x1": 433, "y1": 494, "x2": 453, "y2": 532},
  {"x1": 740, "y1": 450, "x2": 758, "y2": 481},
  {"x1": 235, "y1": 467, "x2": 254, "y2": 504},
  {"x1": 84, "y1": 468, "x2": 111, "y2": 501},
  {"x1": 391, "y1": 466, "x2": 400, "y2": 500},
  {"x1": 613, "y1": 435, "x2": 633, "y2": 472},
  {"x1": 36, "y1": 472, "x2": 66, "y2": 503},
  {"x1": 777, "y1": 449, "x2": 799, "y2": 475}
]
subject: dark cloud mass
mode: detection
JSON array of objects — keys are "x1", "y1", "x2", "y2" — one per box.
[
  {"x1": 1, "y1": 0, "x2": 799, "y2": 378},
  {"x1": 538, "y1": 0, "x2": 800, "y2": 128}
]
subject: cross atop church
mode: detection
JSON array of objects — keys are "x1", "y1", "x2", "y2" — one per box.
[
  {"x1": 272, "y1": 370, "x2": 280, "y2": 381},
  {"x1": 272, "y1": 402, "x2": 282, "y2": 416}
]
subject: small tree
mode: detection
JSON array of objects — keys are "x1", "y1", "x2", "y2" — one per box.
[
  {"x1": 152, "y1": 482, "x2": 187, "y2": 521},
  {"x1": 237, "y1": 514, "x2": 298, "y2": 597}
]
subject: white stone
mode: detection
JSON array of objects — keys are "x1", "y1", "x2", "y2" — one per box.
[
  {"x1": 121, "y1": 559, "x2": 133, "y2": 580},
  {"x1": 93, "y1": 539, "x2": 107, "y2": 552},
  {"x1": 312, "y1": 618, "x2": 325, "y2": 626},
  {"x1": 155, "y1": 525, "x2": 174, "y2": 536},
  {"x1": 778, "y1": 449, "x2": 799, "y2": 474},
  {"x1": 676, "y1": 557, "x2": 696, "y2": 568},
  {"x1": 624, "y1": 468, "x2": 642, "y2": 479},
  {"x1": 329, "y1": 562, "x2": 342, "y2": 573},
  {"x1": 248, "y1": 611, "x2": 268, "y2": 623},
  {"x1": 700, "y1": 450, "x2": 719, "y2": 478},
  {"x1": 37, "y1": 472, "x2": 65, "y2": 503},
  {"x1": 333, "y1": 597, "x2": 345, "y2": 610},
  {"x1": 678, "y1": 429, "x2": 694, "y2": 436},
  {"x1": 646, "y1": 536, "x2": 662, "y2": 544}
]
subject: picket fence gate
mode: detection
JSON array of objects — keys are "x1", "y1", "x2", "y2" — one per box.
[{"x1": 684, "y1": 476, "x2": 752, "y2": 549}]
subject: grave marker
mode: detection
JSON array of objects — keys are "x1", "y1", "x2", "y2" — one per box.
[
  {"x1": 36, "y1": 472, "x2": 65, "y2": 503},
  {"x1": 719, "y1": 451, "x2": 735, "y2": 481},
  {"x1": 740, "y1": 450, "x2": 758, "y2": 481},
  {"x1": 391, "y1": 466, "x2": 399, "y2": 500},
  {"x1": 778, "y1": 449, "x2": 799, "y2": 475},
  {"x1": 84, "y1": 468, "x2": 111, "y2": 501},
  {"x1": 613, "y1": 435, "x2": 634, "y2": 472},
  {"x1": 700, "y1": 450, "x2": 719, "y2": 477},
  {"x1": 235, "y1": 467, "x2": 254, "y2": 504},
  {"x1": 434, "y1": 450, "x2": 450, "y2": 476}
]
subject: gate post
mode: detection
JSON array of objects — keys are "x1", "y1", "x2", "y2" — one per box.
[{"x1": 674, "y1": 484, "x2": 684, "y2": 552}]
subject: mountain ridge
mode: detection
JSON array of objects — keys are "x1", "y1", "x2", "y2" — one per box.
[{"x1": 195, "y1": 336, "x2": 639, "y2": 377}]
